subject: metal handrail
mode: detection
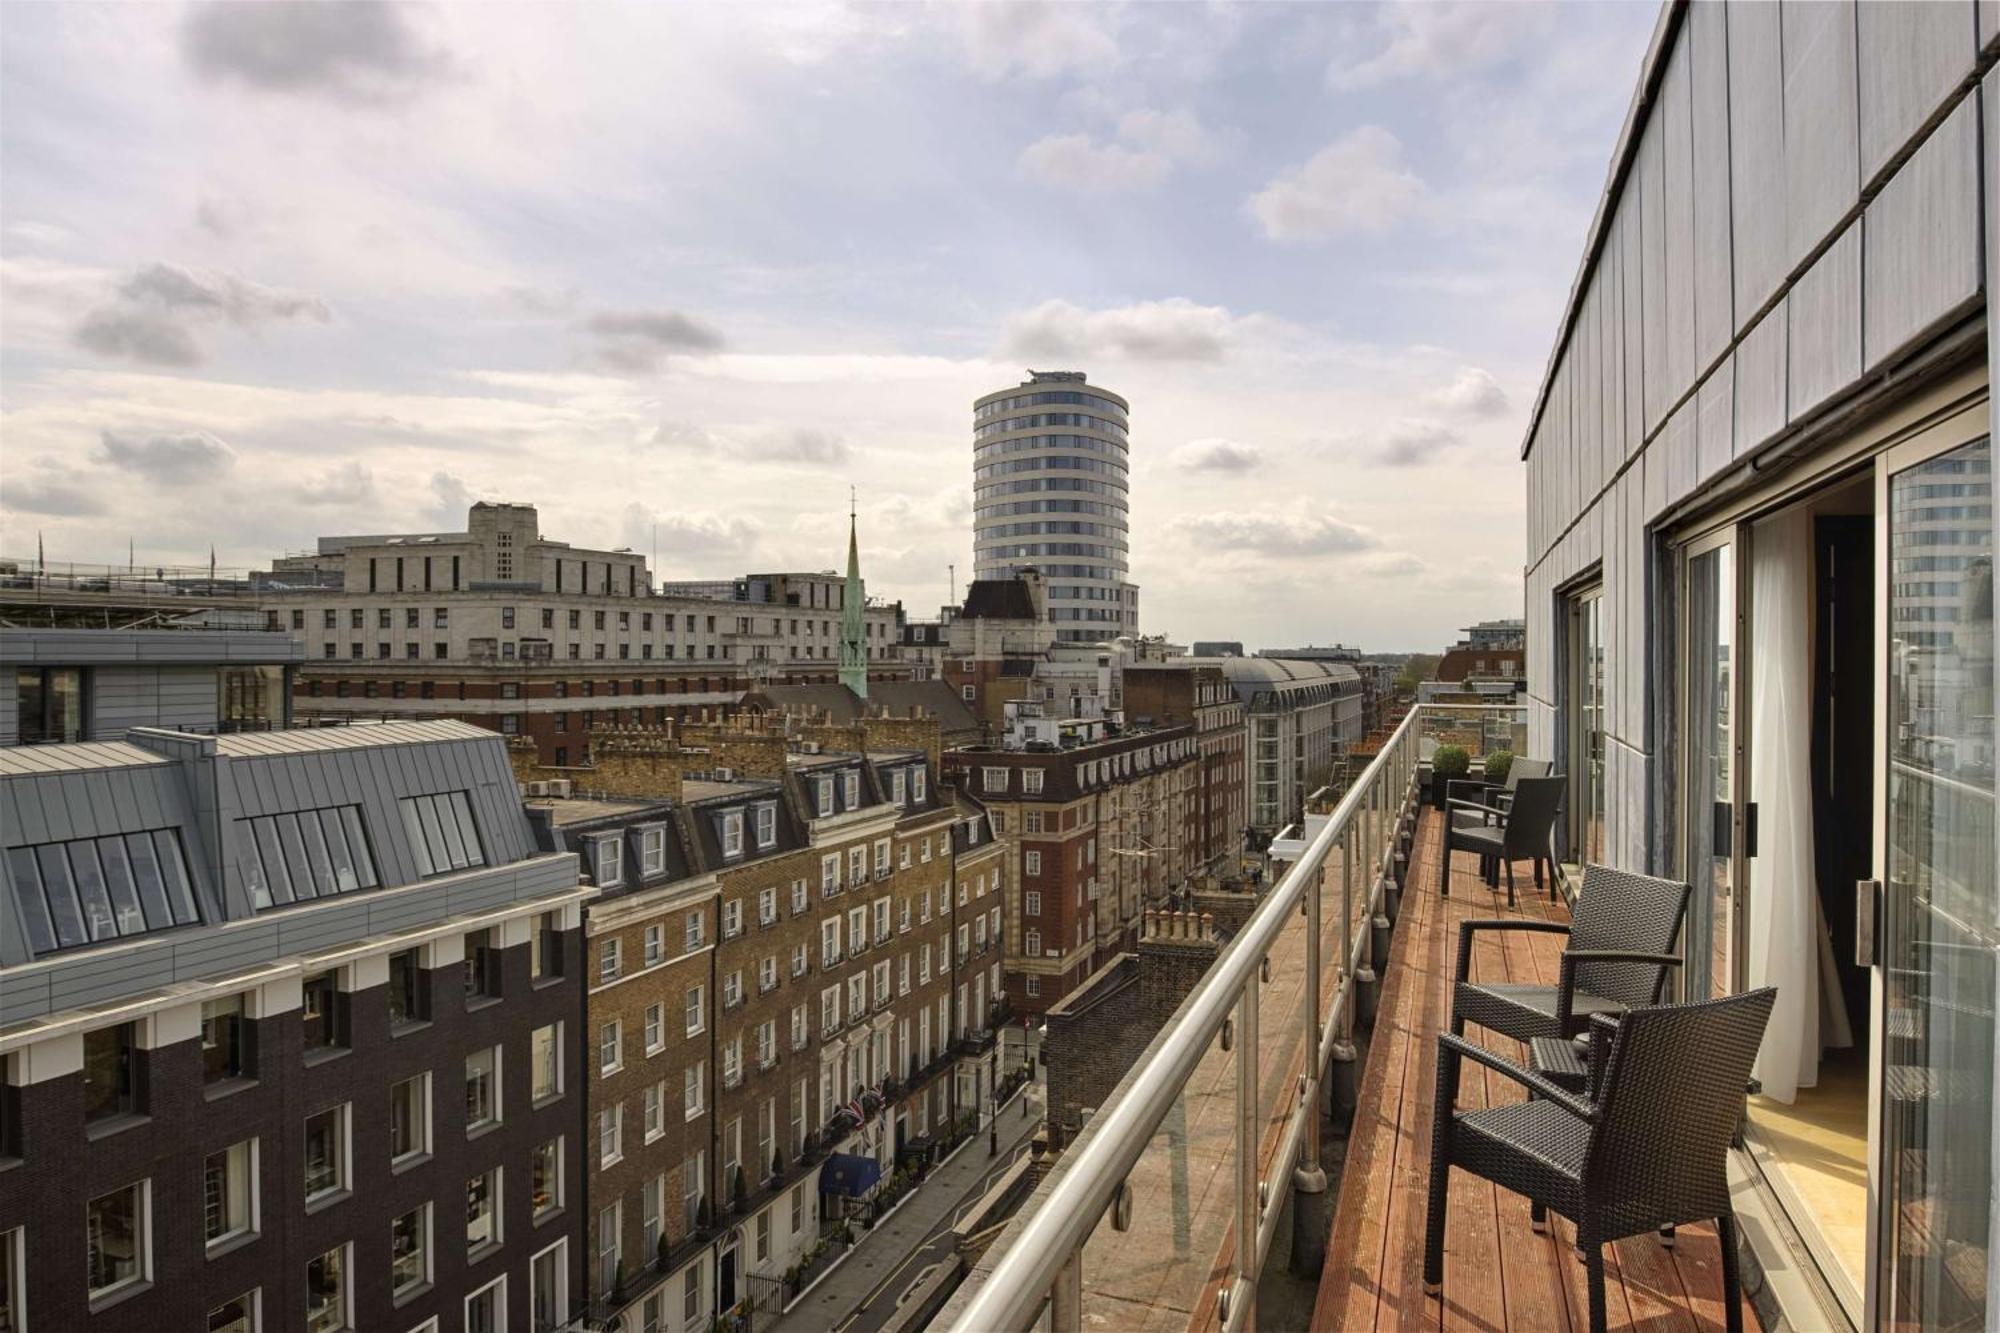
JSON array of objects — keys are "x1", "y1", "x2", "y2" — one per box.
[{"x1": 949, "y1": 702, "x2": 1472, "y2": 1332}]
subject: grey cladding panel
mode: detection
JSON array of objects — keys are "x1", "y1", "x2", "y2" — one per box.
[
  {"x1": 1735, "y1": 300, "x2": 1789, "y2": 457},
  {"x1": 1641, "y1": 112, "x2": 1669, "y2": 437},
  {"x1": 1662, "y1": 29, "x2": 1698, "y2": 410},
  {"x1": 1729, "y1": 0, "x2": 1788, "y2": 319},
  {"x1": 1783, "y1": 0, "x2": 1861, "y2": 269},
  {"x1": 1697, "y1": 357, "x2": 1735, "y2": 484},
  {"x1": 1619, "y1": 190, "x2": 1646, "y2": 458},
  {"x1": 1863, "y1": 96, "x2": 1981, "y2": 371},
  {"x1": 1689, "y1": 0, "x2": 1734, "y2": 369},
  {"x1": 1857, "y1": 1, "x2": 1978, "y2": 182},
  {"x1": 1787, "y1": 221, "x2": 1862, "y2": 419},
  {"x1": 1664, "y1": 398, "x2": 1699, "y2": 509},
  {"x1": 1985, "y1": 0, "x2": 2000, "y2": 48}
]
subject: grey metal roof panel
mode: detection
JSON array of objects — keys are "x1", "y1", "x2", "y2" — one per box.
[
  {"x1": 0, "y1": 741, "x2": 169, "y2": 777},
  {"x1": 214, "y1": 719, "x2": 493, "y2": 757}
]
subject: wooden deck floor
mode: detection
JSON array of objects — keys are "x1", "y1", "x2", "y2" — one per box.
[{"x1": 1312, "y1": 809, "x2": 1755, "y2": 1332}]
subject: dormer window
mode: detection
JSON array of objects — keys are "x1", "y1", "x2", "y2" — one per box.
[
  {"x1": 816, "y1": 779, "x2": 834, "y2": 818},
  {"x1": 595, "y1": 837, "x2": 623, "y2": 888},
  {"x1": 754, "y1": 804, "x2": 777, "y2": 849},
  {"x1": 721, "y1": 811, "x2": 744, "y2": 859},
  {"x1": 890, "y1": 770, "x2": 907, "y2": 805},
  {"x1": 912, "y1": 767, "x2": 926, "y2": 802},
  {"x1": 842, "y1": 771, "x2": 859, "y2": 808},
  {"x1": 640, "y1": 827, "x2": 666, "y2": 875}
]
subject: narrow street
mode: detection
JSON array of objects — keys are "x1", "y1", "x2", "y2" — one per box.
[{"x1": 770, "y1": 1074, "x2": 1044, "y2": 1333}]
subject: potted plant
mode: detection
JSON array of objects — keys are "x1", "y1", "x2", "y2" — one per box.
[
  {"x1": 731, "y1": 1166, "x2": 748, "y2": 1213},
  {"x1": 656, "y1": 1231, "x2": 671, "y2": 1273},
  {"x1": 611, "y1": 1258, "x2": 629, "y2": 1306},
  {"x1": 1431, "y1": 744, "x2": 1470, "y2": 809},
  {"x1": 696, "y1": 1197, "x2": 713, "y2": 1230},
  {"x1": 771, "y1": 1148, "x2": 785, "y2": 1179},
  {"x1": 1483, "y1": 749, "x2": 1514, "y2": 787}
]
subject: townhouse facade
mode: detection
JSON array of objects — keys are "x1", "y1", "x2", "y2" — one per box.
[
  {"x1": 1121, "y1": 664, "x2": 1249, "y2": 880},
  {"x1": 0, "y1": 719, "x2": 595, "y2": 1333},
  {"x1": 945, "y1": 726, "x2": 1198, "y2": 1017},
  {"x1": 531, "y1": 725, "x2": 1009, "y2": 1330}
]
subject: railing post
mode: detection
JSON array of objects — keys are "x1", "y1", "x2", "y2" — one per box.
[
  {"x1": 1235, "y1": 976, "x2": 1259, "y2": 1332},
  {"x1": 1051, "y1": 1250, "x2": 1083, "y2": 1333},
  {"x1": 1331, "y1": 831, "x2": 1360, "y2": 1125},
  {"x1": 1292, "y1": 829, "x2": 1328, "y2": 1276}
]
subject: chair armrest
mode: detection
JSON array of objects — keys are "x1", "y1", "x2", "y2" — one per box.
[
  {"x1": 1445, "y1": 779, "x2": 1492, "y2": 805},
  {"x1": 1437, "y1": 1033, "x2": 1597, "y2": 1123},
  {"x1": 1455, "y1": 918, "x2": 1571, "y2": 983},
  {"x1": 1557, "y1": 951, "x2": 1685, "y2": 1021},
  {"x1": 1446, "y1": 798, "x2": 1508, "y2": 820}
]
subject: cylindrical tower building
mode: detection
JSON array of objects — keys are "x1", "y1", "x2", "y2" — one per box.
[{"x1": 972, "y1": 369, "x2": 1139, "y2": 643}]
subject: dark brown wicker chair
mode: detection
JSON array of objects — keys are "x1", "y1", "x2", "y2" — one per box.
[
  {"x1": 1449, "y1": 757, "x2": 1552, "y2": 889},
  {"x1": 1450, "y1": 863, "x2": 1690, "y2": 1050},
  {"x1": 1438, "y1": 774, "x2": 1565, "y2": 905},
  {"x1": 1424, "y1": 988, "x2": 1776, "y2": 1332}
]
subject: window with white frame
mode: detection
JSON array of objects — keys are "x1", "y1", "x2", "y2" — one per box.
[
  {"x1": 759, "y1": 886, "x2": 777, "y2": 925},
  {"x1": 1025, "y1": 810, "x2": 1043, "y2": 834},
  {"x1": 723, "y1": 970, "x2": 742, "y2": 1008},
  {"x1": 1025, "y1": 928, "x2": 1041, "y2": 956},
  {"x1": 684, "y1": 909, "x2": 706, "y2": 951},
  {"x1": 975, "y1": 916, "x2": 988, "y2": 948},
  {"x1": 391, "y1": 1074, "x2": 430, "y2": 1163},
  {"x1": 873, "y1": 897, "x2": 890, "y2": 942},
  {"x1": 641, "y1": 827, "x2": 666, "y2": 875},
  {"x1": 305, "y1": 1243, "x2": 348, "y2": 1333},
  {"x1": 791, "y1": 941, "x2": 808, "y2": 977},
  {"x1": 466, "y1": 1273, "x2": 505, "y2": 1333},
  {"x1": 1023, "y1": 769, "x2": 1044, "y2": 794},
  {"x1": 722, "y1": 1036, "x2": 741, "y2": 1088},
  {"x1": 759, "y1": 955, "x2": 777, "y2": 992},
  {"x1": 821, "y1": 853, "x2": 840, "y2": 896},
  {"x1": 531, "y1": 1137, "x2": 563, "y2": 1219},
  {"x1": 391, "y1": 1202, "x2": 431, "y2": 1297},
  {"x1": 643, "y1": 923, "x2": 664, "y2": 967},
  {"x1": 685, "y1": 984, "x2": 706, "y2": 1036},
  {"x1": 872, "y1": 961, "x2": 890, "y2": 1007},
  {"x1": 757, "y1": 1020, "x2": 775, "y2": 1068},
  {"x1": 919, "y1": 947, "x2": 931, "y2": 984},
  {"x1": 846, "y1": 973, "x2": 866, "y2": 1016},
  {"x1": 1026, "y1": 975, "x2": 1041, "y2": 997},
  {"x1": 842, "y1": 771, "x2": 859, "y2": 807},
  {"x1": 466, "y1": 1165, "x2": 503, "y2": 1252},
  {"x1": 641, "y1": 1174, "x2": 665, "y2": 1254},
  {"x1": 598, "y1": 1104, "x2": 622, "y2": 1166},
  {"x1": 203, "y1": 1139, "x2": 258, "y2": 1249},
  {"x1": 899, "y1": 898, "x2": 912, "y2": 932},
  {"x1": 900, "y1": 841, "x2": 912, "y2": 869},
  {"x1": 721, "y1": 811, "x2": 744, "y2": 859},
  {"x1": 890, "y1": 769, "x2": 906, "y2": 804},
  {"x1": 531, "y1": 1239, "x2": 567, "y2": 1333},
  {"x1": 595, "y1": 837, "x2": 623, "y2": 888},
  {"x1": 643, "y1": 1081, "x2": 664, "y2": 1141},
  {"x1": 1025, "y1": 890, "x2": 1041, "y2": 916},
  {"x1": 642, "y1": 1003, "x2": 663, "y2": 1054},
  {"x1": 532, "y1": 1023, "x2": 563, "y2": 1102},
  {"x1": 684, "y1": 1062, "x2": 705, "y2": 1119},
  {"x1": 982, "y1": 767, "x2": 1009, "y2": 793},
  {"x1": 1024, "y1": 850, "x2": 1041, "y2": 876},
  {"x1": 305, "y1": 1104, "x2": 350, "y2": 1200},
  {"x1": 912, "y1": 768, "x2": 926, "y2": 801},
  {"x1": 848, "y1": 845, "x2": 866, "y2": 885},
  {"x1": 791, "y1": 1005, "x2": 807, "y2": 1050},
  {"x1": 920, "y1": 837, "x2": 932, "y2": 862},
  {"x1": 682, "y1": 1150, "x2": 705, "y2": 1228},
  {"x1": 816, "y1": 779, "x2": 834, "y2": 817},
  {"x1": 821, "y1": 986, "x2": 840, "y2": 1033},
  {"x1": 723, "y1": 899, "x2": 743, "y2": 938},
  {"x1": 821, "y1": 917, "x2": 841, "y2": 966},
  {"x1": 848, "y1": 905, "x2": 867, "y2": 951},
  {"x1": 599, "y1": 1021, "x2": 622, "y2": 1076},
  {"x1": 874, "y1": 838, "x2": 891, "y2": 877},
  {"x1": 755, "y1": 804, "x2": 777, "y2": 848},
  {"x1": 790, "y1": 878, "x2": 807, "y2": 914}
]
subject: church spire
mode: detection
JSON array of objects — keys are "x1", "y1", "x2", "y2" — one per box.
[{"x1": 839, "y1": 489, "x2": 868, "y2": 700}]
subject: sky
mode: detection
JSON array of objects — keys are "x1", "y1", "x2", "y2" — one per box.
[{"x1": 0, "y1": 1, "x2": 1659, "y2": 652}]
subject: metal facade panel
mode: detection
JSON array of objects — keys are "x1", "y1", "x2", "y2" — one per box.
[
  {"x1": 1696, "y1": 355, "x2": 1736, "y2": 484},
  {"x1": 1640, "y1": 109, "x2": 1669, "y2": 437},
  {"x1": 1782, "y1": 0, "x2": 1861, "y2": 269},
  {"x1": 1787, "y1": 221, "x2": 1863, "y2": 418},
  {"x1": 1984, "y1": 0, "x2": 2000, "y2": 49},
  {"x1": 1580, "y1": 278, "x2": 1604, "y2": 504},
  {"x1": 1602, "y1": 486, "x2": 1628, "y2": 747},
  {"x1": 1644, "y1": 434, "x2": 1669, "y2": 523},
  {"x1": 1619, "y1": 191, "x2": 1647, "y2": 460},
  {"x1": 1691, "y1": 0, "x2": 1735, "y2": 369},
  {"x1": 1623, "y1": 470, "x2": 1647, "y2": 747},
  {"x1": 1734, "y1": 299, "x2": 1789, "y2": 456},
  {"x1": 1863, "y1": 96, "x2": 1981, "y2": 370},
  {"x1": 1728, "y1": 0, "x2": 1788, "y2": 321},
  {"x1": 1664, "y1": 397, "x2": 1700, "y2": 510},
  {"x1": 1662, "y1": 29, "x2": 1699, "y2": 411},
  {"x1": 1857, "y1": 0, "x2": 1979, "y2": 182},
  {"x1": 1604, "y1": 210, "x2": 1627, "y2": 467}
]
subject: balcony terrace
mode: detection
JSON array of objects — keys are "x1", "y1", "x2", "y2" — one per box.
[{"x1": 941, "y1": 704, "x2": 1746, "y2": 1333}]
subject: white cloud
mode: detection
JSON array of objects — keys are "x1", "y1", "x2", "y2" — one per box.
[
  {"x1": 621, "y1": 503, "x2": 759, "y2": 561},
  {"x1": 1017, "y1": 134, "x2": 1172, "y2": 193},
  {"x1": 1018, "y1": 107, "x2": 1231, "y2": 194},
  {"x1": 585, "y1": 309, "x2": 726, "y2": 373},
  {"x1": 1330, "y1": 4, "x2": 1553, "y2": 90},
  {"x1": 74, "y1": 263, "x2": 330, "y2": 368},
  {"x1": 292, "y1": 461, "x2": 378, "y2": 505},
  {"x1": 955, "y1": 3, "x2": 1122, "y2": 81},
  {"x1": 97, "y1": 429, "x2": 236, "y2": 484},
  {"x1": 1002, "y1": 298, "x2": 1248, "y2": 362},
  {"x1": 1170, "y1": 438, "x2": 1264, "y2": 473},
  {"x1": 1169, "y1": 507, "x2": 1376, "y2": 556},
  {"x1": 180, "y1": 1, "x2": 449, "y2": 104},
  {"x1": 1371, "y1": 418, "x2": 1461, "y2": 467},
  {"x1": 1248, "y1": 126, "x2": 1425, "y2": 242},
  {"x1": 1427, "y1": 367, "x2": 1509, "y2": 418}
]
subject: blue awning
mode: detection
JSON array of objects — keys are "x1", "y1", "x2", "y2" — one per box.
[{"x1": 821, "y1": 1152, "x2": 883, "y2": 1197}]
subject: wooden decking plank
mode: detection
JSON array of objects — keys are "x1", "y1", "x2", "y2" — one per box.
[
  {"x1": 1384, "y1": 830, "x2": 1456, "y2": 1329},
  {"x1": 1440, "y1": 866, "x2": 1516, "y2": 1332}
]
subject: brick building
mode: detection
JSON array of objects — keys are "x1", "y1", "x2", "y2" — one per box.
[
  {"x1": 943, "y1": 724, "x2": 1198, "y2": 1017},
  {"x1": 1121, "y1": 664, "x2": 1249, "y2": 881},
  {"x1": 257, "y1": 502, "x2": 912, "y2": 763},
  {"x1": 0, "y1": 720, "x2": 594, "y2": 1333},
  {"x1": 526, "y1": 713, "x2": 1009, "y2": 1330}
]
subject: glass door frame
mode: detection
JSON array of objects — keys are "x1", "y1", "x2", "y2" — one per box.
[
  {"x1": 1866, "y1": 398, "x2": 1994, "y2": 1332},
  {"x1": 1676, "y1": 524, "x2": 1751, "y2": 1000}
]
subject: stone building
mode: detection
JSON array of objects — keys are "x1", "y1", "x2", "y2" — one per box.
[
  {"x1": 1121, "y1": 664, "x2": 1249, "y2": 880},
  {"x1": 257, "y1": 502, "x2": 910, "y2": 763},
  {"x1": 943, "y1": 725, "x2": 1199, "y2": 1016}
]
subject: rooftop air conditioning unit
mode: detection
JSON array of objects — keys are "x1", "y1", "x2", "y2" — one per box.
[
  {"x1": 801, "y1": 741, "x2": 821, "y2": 754},
  {"x1": 525, "y1": 780, "x2": 549, "y2": 797},
  {"x1": 549, "y1": 779, "x2": 573, "y2": 798},
  {"x1": 715, "y1": 766, "x2": 734, "y2": 781}
]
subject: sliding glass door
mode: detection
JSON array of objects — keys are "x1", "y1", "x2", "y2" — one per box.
[
  {"x1": 1683, "y1": 534, "x2": 1741, "y2": 999},
  {"x1": 1875, "y1": 428, "x2": 1995, "y2": 1331}
]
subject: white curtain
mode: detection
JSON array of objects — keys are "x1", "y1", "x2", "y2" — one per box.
[{"x1": 1745, "y1": 506, "x2": 1853, "y2": 1102}]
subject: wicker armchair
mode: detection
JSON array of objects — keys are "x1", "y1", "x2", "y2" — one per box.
[
  {"x1": 1438, "y1": 774, "x2": 1565, "y2": 905},
  {"x1": 1423, "y1": 988, "x2": 1775, "y2": 1332},
  {"x1": 1450, "y1": 863, "x2": 1690, "y2": 1049},
  {"x1": 1448, "y1": 758, "x2": 1552, "y2": 890}
]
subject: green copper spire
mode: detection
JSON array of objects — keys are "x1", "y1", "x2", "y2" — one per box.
[{"x1": 839, "y1": 488, "x2": 868, "y2": 700}]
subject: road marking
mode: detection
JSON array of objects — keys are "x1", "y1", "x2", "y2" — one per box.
[{"x1": 895, "y1": 1264, "x2": 940, "y2": 1307}]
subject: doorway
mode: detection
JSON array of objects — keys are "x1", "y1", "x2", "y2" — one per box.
[
  {"x1": 1684, "y1": 472, "x2": 1877, "y2": 1317},
  {"x1": 720, "y1": 1244, "x2": 738, "y2": 1313}
]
